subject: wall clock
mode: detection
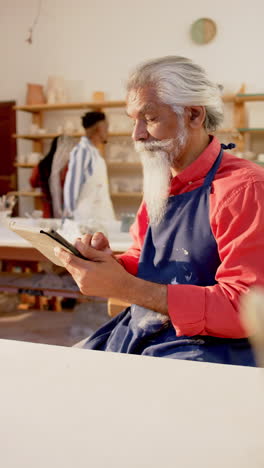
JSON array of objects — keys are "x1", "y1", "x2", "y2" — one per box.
[{"x1": 190, "y1": 18, "x2": 217, "y2": 45}]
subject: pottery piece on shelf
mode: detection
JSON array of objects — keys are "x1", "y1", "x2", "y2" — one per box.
[
  {"x1": 47, "y1": 89, "x2": 56, "y2": 104},
  {"x1": 46, "y1": 76, "x2": 67, "y2": 104},
  {"x1": 92, "y1": 91, "x2": 105, "y2": 102},
  {"x1": 26, "y1": 83, "x2": 46, "y2": 105}
]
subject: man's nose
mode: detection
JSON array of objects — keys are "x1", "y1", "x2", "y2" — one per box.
[{"x1": 132, "y1": 120, "x2": 148, "y2": 141}]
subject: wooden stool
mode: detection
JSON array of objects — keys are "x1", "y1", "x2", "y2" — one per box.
[{"x1": 107, "y1": 298, "x2": 130, "y2": 317}]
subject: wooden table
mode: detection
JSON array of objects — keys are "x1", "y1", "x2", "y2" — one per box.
[{"x1": 0, "y1": 338, "x2": 263, "y2": 468}]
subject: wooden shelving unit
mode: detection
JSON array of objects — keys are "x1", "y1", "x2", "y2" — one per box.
[
  {"x1": 13, "y1": 100, "x2": 140, "y2": 217},
  {"x1": 12, "y1": 131, "x2": 131, "y2": 140},
  {"x1": 15, "y1": 161, "x2": 142, "y2": 170},
  {"x1": 107, "y1": 161, "x2": 142, "y2": 170},
  {"x1": 14, "y1": 101, "x2": 126, "y2": 112},
  {"x1": 235, "y1": 94, "x2": 264, "y2": 102},
  {"x1": 8, "y1": 190, "x2": 43, "y2": 197},
  {"x1": 13, "y1": 91, "x2": 264, "y2": 215},
  {"x1": 233, "y1": 92, "x2": 264, "y2": 152},
  {"x1": 111, "y1": 192, "x2": 142, "y2": 198},
  {"x1": 14, "y1": 163, "x2": 35, "y2": 168},
  {"x1": 8, "y1": 190, "x2": 143, "y2": 200},
  {"x1": 237, "y1": 128, "x2": 264, "y2": 134}
]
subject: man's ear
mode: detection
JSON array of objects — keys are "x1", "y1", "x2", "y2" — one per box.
[{"x1": 186, "y1": 106, "x2": 206, "y2": 128}]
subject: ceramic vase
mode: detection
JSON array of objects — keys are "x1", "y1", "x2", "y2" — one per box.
[
  {"x1": 26, "y1": 83, "x2": 46, "y2": 105},
  {"x1": 46, "y1": 76, "x2": 67, "y2": 104}
]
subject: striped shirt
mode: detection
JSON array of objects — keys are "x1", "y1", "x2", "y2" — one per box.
[
  {"x1": 63, "y1": 136, "x2": 115, "y2": 222},
  {"x1": 63, "y1": 136, "x2": 96, "y2": 215}
]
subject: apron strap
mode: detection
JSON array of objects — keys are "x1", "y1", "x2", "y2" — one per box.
[{"x1": 203, "y1": 142, "x2": 236, "y2": 187}]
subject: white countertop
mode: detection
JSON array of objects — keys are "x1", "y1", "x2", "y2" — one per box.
[
  {"x1": 0, "y1": 338, "x2": 263, "y2": 468},
  {"x1": 0, "y1": 218, "x2": 132, "y2": 253}
]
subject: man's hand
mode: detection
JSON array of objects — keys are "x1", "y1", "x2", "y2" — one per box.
[
  {"x1": 54, "y1": 232, "x2": 168, "y2": 314},
  {"x1": 55, "y1": 232, "x2": 128, "y2": 298}
]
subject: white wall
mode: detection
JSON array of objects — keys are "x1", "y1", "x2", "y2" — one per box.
[
  {"x1": 1, "y1": 0, "x2": 264, "y2": 213},
  {"x1": 1, "y1": 0, "x2": 264, "y2": 102}
]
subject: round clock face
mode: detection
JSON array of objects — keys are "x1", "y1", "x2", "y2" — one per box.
[{"x1": 190, "y1": 18, "x2": 217, "y2": 45}]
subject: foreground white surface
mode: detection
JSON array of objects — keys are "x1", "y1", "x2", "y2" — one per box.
[{"x1": 0, "y1": 339, "x2": 263, "y2": 468}]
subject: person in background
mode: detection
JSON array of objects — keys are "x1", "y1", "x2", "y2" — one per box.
[
  {"x1": 30, "y1": 136, "x2": 59, "y2": 218},
  {"x1": 55, "y1": 56, "x2": 264, "y2": 366},
  {"x1": 63, "y1": 111, "x2": 115, "y2": 222},
  {"x1": 29, "y1": 135, "x2": 75, "y2": 218},
  {"x1": 49, "y1": 135, "x2": 75, "y2": 218}
]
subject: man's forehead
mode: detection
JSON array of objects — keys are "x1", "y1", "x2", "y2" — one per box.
[{"x1": 126, "y1": 87, "x2": 159, "y2": 115}]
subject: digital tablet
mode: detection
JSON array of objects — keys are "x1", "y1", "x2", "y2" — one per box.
[{"x1": 9, "y1": 221, "x2": 87, "y2": 267}]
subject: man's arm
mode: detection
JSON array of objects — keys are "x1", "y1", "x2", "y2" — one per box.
[
  {"x1": 167, "y1": 180, "x2": 264, "y2": 338},
  {"x1": 54, "y1": 239, "x2": 168, "y2": 314},
  {"x1": 56, "y1": 180, "x2": 264, "y2": 339}
]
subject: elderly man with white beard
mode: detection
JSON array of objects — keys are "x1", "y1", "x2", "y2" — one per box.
[{"x1": 55, "y1": 56, "x2": 264, "y2": 365}]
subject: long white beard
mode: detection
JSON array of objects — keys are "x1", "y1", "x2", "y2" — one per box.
[{"x1": 135, "y1": 129, "x2": 188, "y2": 226}]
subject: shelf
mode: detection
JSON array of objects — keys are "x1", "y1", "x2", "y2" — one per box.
[
  {"x1": 222, "y1": 94, "x2": 236, "y2": 103},
  {"x1": 9, "y1": 190, "x2": 142, "y2": 199},
  {"x1": 237, "y1": 128, "x2": 264, "y2": 133},
  {"x1": 13, "y1": 97, "x2": 241, "y2": 112},
  {"x1": 236, "y1": 94, "x2": 264, "y2": 103},
  {"x1": 14, "y1": 101, "x2": 126, "y2": 113},
  {"x1": 14, "y1": 163, "x2": 35, "y2": 168},
  {"x1": 110, "y1": 192, "x2": 142, "y2": 198},
  {"x1": 109, "y1": 132, "x2": 132, "y2": 137},
  {"x1": 13, "y1": 133, "x2": 71, "y2": 140},
  {"x1": 214, "y1": 128, "x2": 241, "y2": 134},
  {"x1": 14, "y1": 161, "x2": 142, "y2": 170},
  {"x1": 107, "y1": 162, "x2": 142, "y2": 169},
  {"x1": 13, "y1": 131, "x2": 132, "y2": 140},
  {"x1": 13, "y1": 95, "x2": 264, "y2": 113},
  {"x1": 221, "y1": 93, "x2": 264, "y2": 104},
  {"x1": 15, "y1": 128, "x2": 251, "y2": 140},
  {"x1": 14, "y1": 96, "x2": 247, "y2": 113},
  {"x1": 8, "y1": 191, "x2": 43, "y2": 198}
]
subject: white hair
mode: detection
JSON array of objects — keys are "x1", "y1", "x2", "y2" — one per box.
[{"x1": 126, "y1": 56, "x2": 224, "y2": 132}]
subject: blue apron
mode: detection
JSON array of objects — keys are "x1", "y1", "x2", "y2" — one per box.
[{"x1": 84, "y1": 144, "x2": 256, "y2": 366}]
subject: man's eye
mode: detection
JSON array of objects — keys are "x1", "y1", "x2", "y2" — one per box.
[{"x1": 145, "y1": 117, "x2": 157, "y2": 123}]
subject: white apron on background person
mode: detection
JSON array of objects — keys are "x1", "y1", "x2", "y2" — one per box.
[
  {"x1": 64, "y1": 136, "x2": 115, "y2": 224},
  {"x1": 75, "y1": 150, "x2": 115, "y2": 222}
]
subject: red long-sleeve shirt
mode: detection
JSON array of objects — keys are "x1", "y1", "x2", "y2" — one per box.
[{"x1": 119, "y1": 137, "x2": 264, "y2": 338}]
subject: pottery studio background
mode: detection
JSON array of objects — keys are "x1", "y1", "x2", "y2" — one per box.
[{"x1": 1, "y1": 0, "x2": 264, "y2": 216}]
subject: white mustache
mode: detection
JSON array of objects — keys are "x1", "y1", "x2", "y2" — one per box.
[{"x1": 134, "y1": 139, "x2": 175, "y2": 153}]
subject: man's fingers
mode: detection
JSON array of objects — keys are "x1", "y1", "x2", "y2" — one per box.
[
  {"x1": 74, "y1": 240, "x2": 107, "y2": 261},
  {"x1": 73, "y1": 232, "x2": 111, "y2": 253},
  {"x1": 91, "y1": 231, "x2": 110, "y2": 251},
  {"x1": 73, "y1": 234, "x2": 92, "y2": 248},
  {"x1": 54, "y1": 246, "x2": 94, "y2": 267},
  {"x1": 54, "y1": 247, "x2": 77, "y2": 266}
]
